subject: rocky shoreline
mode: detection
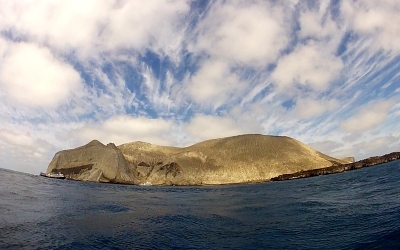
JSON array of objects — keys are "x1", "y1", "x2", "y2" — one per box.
[{"x1": 271, "y1": 152, "x2": 400, "y2": 181}]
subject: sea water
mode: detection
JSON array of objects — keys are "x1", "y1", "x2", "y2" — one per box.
[{"x1": 1, "y1": 160, "x2": 400, "y2": 250}]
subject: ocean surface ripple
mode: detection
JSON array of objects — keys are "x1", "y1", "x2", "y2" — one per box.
[{"x1": 1, "y1": 161, "x2": 400, "y2": 249}]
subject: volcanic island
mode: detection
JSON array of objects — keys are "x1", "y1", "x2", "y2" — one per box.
[{"x1": 44, "y1": 134, "x2": 400, "y2": 185}]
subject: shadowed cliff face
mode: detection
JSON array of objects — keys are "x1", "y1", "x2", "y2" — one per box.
[
  {"x1": 46, "y1": 140, "x2": 135, "y2": 184},
  {"x1": 46, "y1": 134, "x2": 349, "y2": 185}
]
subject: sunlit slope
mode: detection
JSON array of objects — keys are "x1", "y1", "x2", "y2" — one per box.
[{"x1": 119, "y1": 134, "x2": 346, "y2": 185}]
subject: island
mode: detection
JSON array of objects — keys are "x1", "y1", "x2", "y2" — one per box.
[{"x1": 44, "y1": 134, "x2": 399, "y2": 185}]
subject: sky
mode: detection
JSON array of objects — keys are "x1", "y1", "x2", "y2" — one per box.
[{"x1": 0, "y1": 0, "x2": 400, "y2": 174}]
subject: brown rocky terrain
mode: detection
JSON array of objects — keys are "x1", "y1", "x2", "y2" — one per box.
[
  {"x1": 46, "y1": 134, "x2": 350, "y2": 185},
  {"x1": 340, "y1": 157, "x2": 355, "y2": 163}
]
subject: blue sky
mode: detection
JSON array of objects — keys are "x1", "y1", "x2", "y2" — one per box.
[{"x1": 0, "y1": 0, "x2": 399, "y2": 174}]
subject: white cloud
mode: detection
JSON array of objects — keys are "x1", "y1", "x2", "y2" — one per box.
[
  {"x1": 0, "y1": 37, "x2": 8, "y2": 57},
  {"x1": 341, "y1": 0, "x2": 400, "y2": 52},
  {"x1": 0, "y1": 0, "x2": 190, "y2": 59},
  {"x1": 0, "y1": 128, "x2": 55, "y2": 174},
  {"x1": 342, "y1": 132, "x2": 363, "y2": 143},
  {"x1": 185, "y1": 60, "x2": 247, "y2": 107},
  {"x1": 340, "y1": 100, "x2": 394, "y2": 132},
  {"x1": 299, "y1": 7, "x2": 339, "y2": 40},
  {"x1": 0, "y1": 129, "x2": 34, "y2": 147},
  {"x1": 0, "y1": 144, "x2": 50, "y2": 174},
  {"x1": 272, "y1": 42, "x2": 343, "y2": 92},
  {"x1": 73, "y1": 115, "x2": 174, "y2": 146},
  {"x1": 184, "y1": 114, "x2": 260, "y2": 142},
  {"x1": 103, "y1": 1, "x2": 189, "y2": 57},
  {"x1": 193, "y1": 1, "x2": 291, "y2": 67},
  {"x1": 0, "y1": 0, "x2": 108, "y2": 59},
  {"x1": 292, "y1": 98, "x2": 339, "y2": 119},
  {"x1": 332, "y1": 135, "x2": 400, "y2": 161},
  {"x1": 229, "y1": 106, "x2": 263, "y2": 133},
  {"x1": 0, "y1": 42, "x2": 82, "y2": 108},
  {"x1": 0, "y1": 128, "x2": 54, "y2": 154},
  {"x1": 308, "y1": 140, "x2": 344, "y2": 156}
]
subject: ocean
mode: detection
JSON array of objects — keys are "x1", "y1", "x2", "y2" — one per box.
[{"x1": 1, "y1": 161, "x2": 399, "y2": 250}]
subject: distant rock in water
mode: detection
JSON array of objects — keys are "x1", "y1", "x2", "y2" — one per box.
[{"x1": 46, "y1": 134, "x2": 350, "y2": 185}]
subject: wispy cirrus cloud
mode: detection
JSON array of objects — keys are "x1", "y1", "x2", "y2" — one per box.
[{"x1": 341, "y1": 0, "x2": 400, "y2": 52}]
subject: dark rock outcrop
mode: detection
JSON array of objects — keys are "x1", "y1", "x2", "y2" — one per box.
[{"x1": 271, "y1": 152, "x2": 400, "y2": 181}]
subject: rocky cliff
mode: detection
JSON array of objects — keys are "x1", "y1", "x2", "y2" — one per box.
[
  {"x1": 46, "y1": 134, "x2": 349, "y2": 185},
  {"x1": 46, "y1": 140, "x2": 134, "y2": 184}
]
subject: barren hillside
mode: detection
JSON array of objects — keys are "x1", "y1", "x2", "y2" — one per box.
[
  {"x1": 116, "y1": 134, "x2": 347, "y2": 185},
  {"x1": 46, "y1": 134, "x2": 347, "y2": 185}
]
